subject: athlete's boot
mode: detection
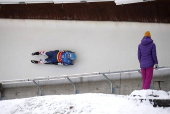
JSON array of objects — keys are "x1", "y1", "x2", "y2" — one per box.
[
  {"x1": 31, "y1": 60, "x2": 39, "y2": 64},
  {"x1": 32, "y1": 52, "x2": 40, "y2": 56}
]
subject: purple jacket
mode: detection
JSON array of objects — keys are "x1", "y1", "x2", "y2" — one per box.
[{"x1": 138, "y1": 36, "x2": 158, "y2": 69}]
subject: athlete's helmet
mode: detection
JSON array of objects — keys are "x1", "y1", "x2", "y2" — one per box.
[{"x1": 69, "y1": 53, "x2": 76, "y2": 60}]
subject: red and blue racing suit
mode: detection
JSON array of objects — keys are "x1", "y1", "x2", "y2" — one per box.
[{"x1": 45, "y1": 50, "x2": 73, "y2": 65}]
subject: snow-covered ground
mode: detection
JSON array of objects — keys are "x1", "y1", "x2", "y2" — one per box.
[{"x1": 0, "y1": 90, "x2": 170, "y2": 114}]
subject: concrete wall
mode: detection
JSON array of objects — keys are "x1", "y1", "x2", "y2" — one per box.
[
  {"x1": 2, "y1": 69, "x2": 170, "y2": 100},
  {"x1": 0, "y1": 19, "x2": 170, "y2": 81}
]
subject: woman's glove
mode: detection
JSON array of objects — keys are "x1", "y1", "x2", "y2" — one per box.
[{"x1": 155, "y1": 64, "x2": 159, "y2": 70}]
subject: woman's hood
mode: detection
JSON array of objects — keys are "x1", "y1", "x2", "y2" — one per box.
[{"x1": 141, "y1": 36, "x2": 153, "y2": 45}]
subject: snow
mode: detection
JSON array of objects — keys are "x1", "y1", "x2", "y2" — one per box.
[
  {"x1": 0, "y1": 90, "x2": 170, "y2": 114},
  {"x1": 129, "y1": 90, "x2": 170, "y2": 99}
]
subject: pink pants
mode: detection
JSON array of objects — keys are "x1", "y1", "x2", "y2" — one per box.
[{"x1": 141, "y1": 66, "x2": 154, "y2": 89}]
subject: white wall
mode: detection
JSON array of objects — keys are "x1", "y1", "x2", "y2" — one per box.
[{"x1": 0, "y1": 19, "x2": 170, "y2": 80}]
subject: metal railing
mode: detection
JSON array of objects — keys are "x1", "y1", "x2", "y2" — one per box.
[{"x1": 0, "y1": 66, "x2": 170, "y2": 96}]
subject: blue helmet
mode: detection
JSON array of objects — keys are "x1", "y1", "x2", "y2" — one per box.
[{"x1": 69, "y1": 53, "x2": 76, "y2": 60}]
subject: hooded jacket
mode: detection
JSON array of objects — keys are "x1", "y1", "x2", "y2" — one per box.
[{"x1": 138, "y1": 36, "x2": 158, "y2": 69}]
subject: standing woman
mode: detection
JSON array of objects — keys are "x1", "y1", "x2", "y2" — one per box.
[{"x1": 138, "y1": 31, "x2": 159, "y2": 89}]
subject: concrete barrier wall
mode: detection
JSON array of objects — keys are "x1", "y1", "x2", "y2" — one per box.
[
  {"x1": 2, "y1": 69, "x2": 170, "y2": 100},
  {"x1": 3, "y1": 75, "x2": 170, "y2": 100}
]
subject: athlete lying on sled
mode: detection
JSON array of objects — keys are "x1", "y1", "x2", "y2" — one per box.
[{"x1": 31, "y1": 50, "x2": 76, "y2": 65}]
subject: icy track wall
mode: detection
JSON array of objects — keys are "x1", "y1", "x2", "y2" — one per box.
[
  {"x1": 1, "y1": 19, "x2": 170, "y2": 99},
  {"x1": 0, "y1": 19, "x2": 170, "y2": 81}
]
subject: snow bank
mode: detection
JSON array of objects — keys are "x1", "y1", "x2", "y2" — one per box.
[
  {"x1": 129, "y1": 90, "x2": 170, "y2": 99},
  {"x1": 0, "y1": 92, "x2": 170, "y2": 114}
]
